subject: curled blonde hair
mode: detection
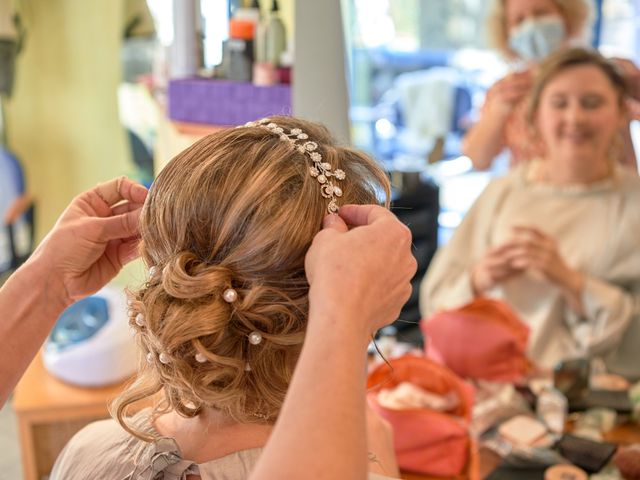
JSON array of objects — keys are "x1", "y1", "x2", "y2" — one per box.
[
  {"x1": 486, "y1": 0, "x2": 593, "y2": 59},
  {"x1": 112, "y1": 116, "x2": 391, "y2": 440}
]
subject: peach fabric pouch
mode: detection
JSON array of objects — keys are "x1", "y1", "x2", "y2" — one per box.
[
  {"x1": 421, "y1": 297, "x2": 532, "y2": 382},
  {"x1": 367, "y1": 355, "x2": 475, "y2": 477}
]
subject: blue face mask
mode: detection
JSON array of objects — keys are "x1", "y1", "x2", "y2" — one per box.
[{"x1": 508, "y1": 15, "x2": 566, "y2": 62}]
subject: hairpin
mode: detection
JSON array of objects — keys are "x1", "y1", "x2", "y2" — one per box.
[
  {"x1": 248, "y1": 331, "x2": 263, "y2": 345},
  {"x1": 149, "y1": 266, "x2": 159, "y2": 278},
  {"x1": 135, "y1": 313, "x2": 145, "y2": 327},
  {"x1": 146, "y1": 352, "x2": 155, "y2": 364},
  {"x1": 251, "y1": 411, "x2": 270, "y2": 421},
  {"x1": 241, "y1": 118, "x2": 346, "y2": 213},
  {"x1": 195, "y1": 352, "x2": 207, "y2": 363},
  {"x1": 222, "y1": 288, "x2": 238, "y2": 303},
  {"x1": 159, "y1": 352, "x2": 171, "y2": 365}
]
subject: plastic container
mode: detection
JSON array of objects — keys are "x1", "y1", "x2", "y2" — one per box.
[
  {"x1": 278, "y1": 48, "x2": 293, "y2": 84},
  {"x1": 224, "y1": 19, "x2": 255, "y2": 82},
  {"x1": 253, "y1": 62, "x2": 279, "y2": 86},
  {"x1": 254, "y1": 16, "x2": 267, "y2": 63},
  {"x1": 536, "y1": 386, "x2": 568, "y2": 434},
  {"x1": 264, "y1": 0, "x2": 286, "y2": 66},
  {"x1": 233, "y1": 2, "x2": 261, "y2": 25}
]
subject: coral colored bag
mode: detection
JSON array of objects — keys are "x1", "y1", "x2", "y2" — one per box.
[
  {"x1": 421, "y1": 297, "x2": 532, "y2": 382},
  {"x1": 367, "y1": 355, "x2": 475, "y2": 477}
]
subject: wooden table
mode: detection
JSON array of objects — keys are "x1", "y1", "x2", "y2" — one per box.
[{"x1": 12, "y1": 353, "x2": 132, "y2": 480}]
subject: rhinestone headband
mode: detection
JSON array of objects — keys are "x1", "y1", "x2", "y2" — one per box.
[{"x1": 241, "y1": 118, "x2": 346, "y2": 213}]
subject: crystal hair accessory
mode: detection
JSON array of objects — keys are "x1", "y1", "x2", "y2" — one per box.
[
  {"x1": 241, "y1": 118, "x2": 346, "y2": 213},
  {"x1": 251, "y1": 411, "x2": 270, "y2": 421}
]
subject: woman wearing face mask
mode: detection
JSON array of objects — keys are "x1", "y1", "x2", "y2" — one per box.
[
  {"x1": 422, "y1": 48, "x2": 640, "y2": 378},
  {"x1": 462, "y1": 0, "x2": 637, "y2": 172}
]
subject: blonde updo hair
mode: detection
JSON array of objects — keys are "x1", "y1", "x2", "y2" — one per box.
[
  {"x1": 527, "y1": 47, "x2": 629, "y2": 125},
  {"x1": 486, "y1": 0, "x2": 593, "y2": 59},
  {"x1": 112, "y1": 116, "x2": 391, "y2": 440}
]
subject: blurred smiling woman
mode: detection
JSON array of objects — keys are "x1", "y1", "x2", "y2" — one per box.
[
  {"x1": 463, "y1": 0, "x2": 637, "y2": 172},
  {"x1": 422, "y1": 48, "x2": 640, "y2": 378}
]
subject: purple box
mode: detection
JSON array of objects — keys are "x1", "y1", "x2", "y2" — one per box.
[{"x1": 168, "y1": 79, "x2": 292, "y2": 126}]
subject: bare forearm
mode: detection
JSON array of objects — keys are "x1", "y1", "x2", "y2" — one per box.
[
  {"x1": 462, "y1": 108, "x2": 509, "y2": 170},
  {"x1": 0, "y1": 252, "x2": 68, "y2": 405},
  {"x1": 251, "y1": 307, "x2": 369, "y2": 480},
  {"x1": 0, "y1": 176, "x2": 147, "y2": 407}
]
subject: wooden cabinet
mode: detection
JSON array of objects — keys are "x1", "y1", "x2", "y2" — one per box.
[{"x1": 12, "y1": 354, "x2": 131, "y2": 480}]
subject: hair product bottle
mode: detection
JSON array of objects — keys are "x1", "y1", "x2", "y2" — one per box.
[{"x1": 264, "y1": 0, "x2": 286, "y2": 66}]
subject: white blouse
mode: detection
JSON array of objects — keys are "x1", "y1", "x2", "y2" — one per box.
[{"x1": 420, "y1": 165, "x2": 640, "y2": 377}]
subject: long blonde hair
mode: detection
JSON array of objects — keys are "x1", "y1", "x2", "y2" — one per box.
[{"x1": 112, "y1": 116, "x2": 390, "y2": 440}]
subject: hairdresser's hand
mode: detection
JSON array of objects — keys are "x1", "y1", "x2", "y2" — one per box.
[
  {"x1": 612, "y1": 57, "x2": 640, "y2": 101},
  {"x1": 487, "y1": 71, "x2": 532, "y2": 116},
  {"x1": 470, "y1": 242, "x2": 525, "y2": 294},
  {"x1": 31, "y1": 176, "x2": 148, "y2": 306},
  {"x1": 305, "y1": 205, "x2": 416, "y2": 335}
]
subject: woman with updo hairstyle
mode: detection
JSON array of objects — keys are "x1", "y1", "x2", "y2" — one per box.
[
  {"x1": 463, "y1": 0, "x2": 637, "y2": 172},
  {"x1": 422, "y1": 48, "x2": 640, "y2": 378},
  {"x1": 51, "y1": 116, "x2": 402, "y2": 479}
]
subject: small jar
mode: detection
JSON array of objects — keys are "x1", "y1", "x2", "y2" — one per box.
[
  {"x1": 225, "y1": 19, "x2": 255, "y2": 82},
  {"x1": 536, "y1": 386, "x2": 568, "y2": 434}
]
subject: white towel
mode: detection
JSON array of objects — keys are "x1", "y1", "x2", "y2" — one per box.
[{"x1": 395, "y1": 67, "x2": 458, "y2": 141}]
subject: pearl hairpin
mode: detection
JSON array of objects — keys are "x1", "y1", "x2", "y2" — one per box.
[
  {"x1": 159, "y1": 352, "x2": 171, "y2": 364},
  {"x1": 146, "y1": 352, "x2": 154, "y2": 364},
  {"x1": 248, "y1": 331, "x2": 263, "y2": 345},
  {"x1": 195, "y1": 353, "x2": 207, "y2": 363},
  {"x1": 223, "y1": 288, "x2": 238, "y2": 303},
  {"x1": 135, "y1": 313, "x2": 145, "y2": 327}
]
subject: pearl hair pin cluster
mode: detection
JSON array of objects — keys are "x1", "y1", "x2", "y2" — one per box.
[
  {"x1": 240, "y1": 118, "x2": 347, "y2": 214},
  {"x1": 132, "y1": 268, "x2": 263, "y2": 369}
]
